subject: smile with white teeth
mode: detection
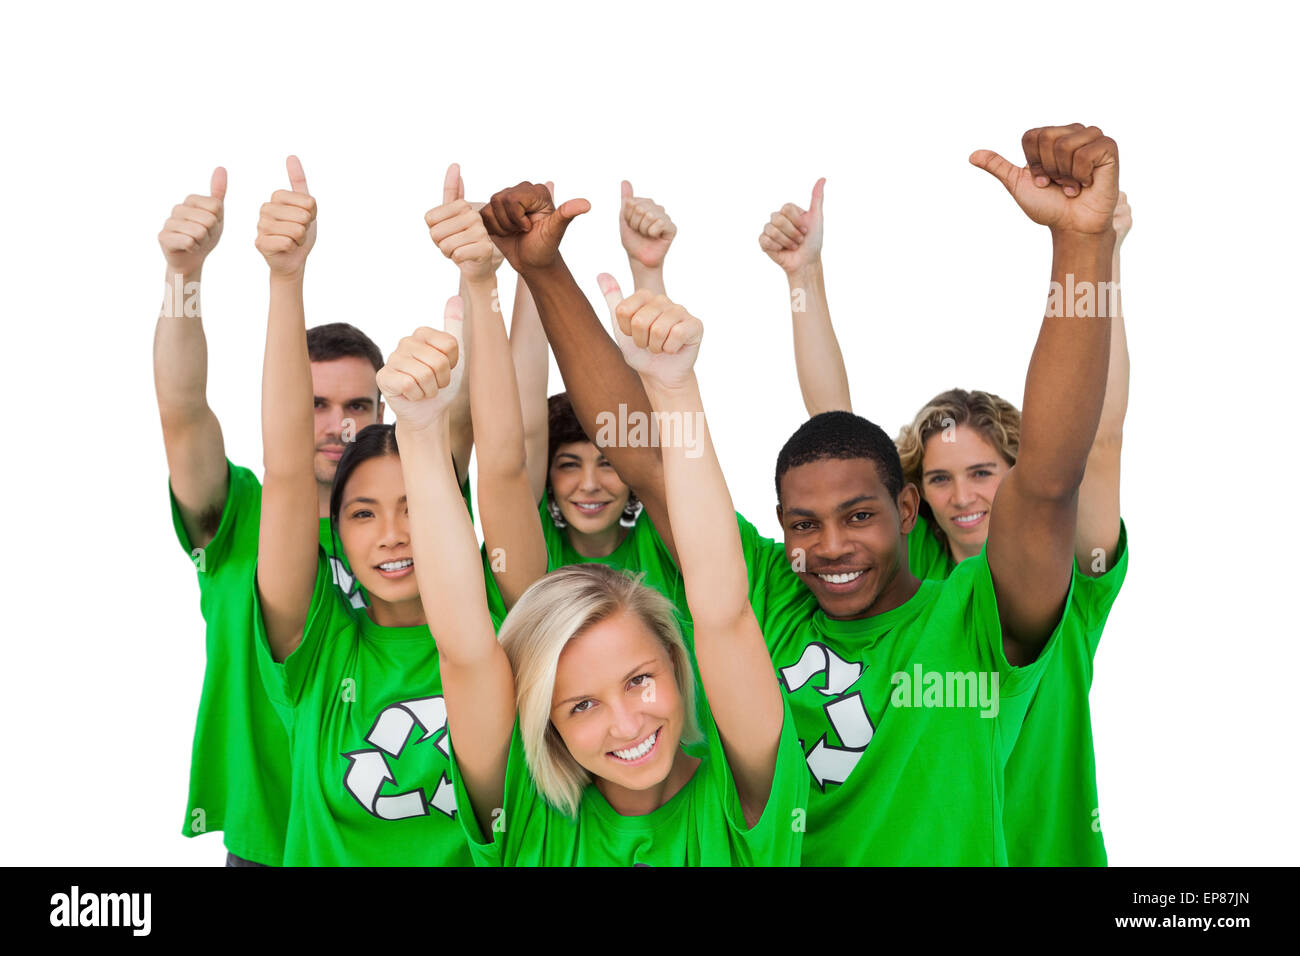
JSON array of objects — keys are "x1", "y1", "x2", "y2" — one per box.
[
  {"x1": 816, "y1": 570, "x2": 864, "y2": 585},
  {"x1": 610, "y1": 728, "x2": 659, "y2": 761},
  {"x1": 573, "y1": 501, "x2": 609, "y2": 512},
  {"x1": 378, "y1": 558, "x2": 413, "y2": 571},
  {"x1": 952, "y1": 511, "x2": 987, "y2": 527}
]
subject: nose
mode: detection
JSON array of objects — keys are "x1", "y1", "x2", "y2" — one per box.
[
  {"x1": 378, "y1": 509, "x2": 409, "y2": 550},
  {"x1": 814, "y1": 524, "x2": 853, "y2": 564},
  {"x1": 952, "y1": 476, "x2": 976, "y2": 508},
  {"x1": 578, "y1": 462, "x2": 601, "y2": 493},
  {"x1": 606, "y1": 696, "x2": 642, "y2": 742}
]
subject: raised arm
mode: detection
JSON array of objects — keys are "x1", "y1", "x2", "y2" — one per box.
[
  {"x1": 254, "y1": 157, "x2": 321, "y2": 663},
  {"x1": 619, "y1": 180, "x2": 675, "y2": 296},
  {"x1": 1075, "y1": 191, "x2": 1131, "y2": 573},
  {"x1": 377, "y1": 309, "x2": 516, "y2": 840},
  {"x1": 154, "y1": 168, "x2": 230, "y2": 548},
  {"x1": 973, "y1": 125, "x2": 1120, "y2": 664},
  {"x1": 758, "y1": 178, "x2": 852, "y2": 416},
  {"x1": 426, "y1": 165, "x2": 547, "y2": 608},
  {"x1": 608, "y1": 286, "x2": 785, "y2": 827},
  {"x1": 481, "y1": 182, "x2": 677, "y2": 562},
  {"x1": 507, "y1": 183, "x2": 554, "y2": 505}
]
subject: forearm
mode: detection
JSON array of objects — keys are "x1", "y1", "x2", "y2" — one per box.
[
  {"x1": 629, "y1": 260, "x2": 666, "y2": 297},
  {"x1": 642, "y1": 375, "x2": 748, "y2": 627},
  {"x1": 154, "y1": 267, "x2": 214, "y2": 423},
  {"x1": 261, "y1": 273, "x2": 315, "y2": 480},
  {"x1": 523, "y1": 259, "x2": 665, "y2": 493},
  {"x1": 399, "y1": 421, "x2": 498, "y2": 664},
  {"x1": 509, "y1": 273, "x2": 550, "y2": 503},
  {"x1": 1017, "y1": 233, "x2": 1116, "y2": 497},
  {"x1": 1093, "y1": 248, "x2": 1129, "y2": 444},
  {"x1": 787, "y1": 262, "x2": 851, "y2": 415}
]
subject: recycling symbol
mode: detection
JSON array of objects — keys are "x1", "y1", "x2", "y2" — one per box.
[
  {"x1": 780, "y1": 642, "x2": 874, "y2": 791},
  {"x1": 343, "y1": 696, "x2": 457, "y2": 820}
]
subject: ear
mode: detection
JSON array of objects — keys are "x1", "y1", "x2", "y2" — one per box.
[
  {"x1": 376, "y1": 397, "x2": 387, "y2": 425},
  {"x1": 774, "y1": 502, "x2": 784, "y2": 528},
  {"x1": 896, "y1": 482, "x2": 921, "y2": 535}
]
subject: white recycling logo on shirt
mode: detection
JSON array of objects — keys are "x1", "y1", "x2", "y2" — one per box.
[
  {"x1": 329, "y1": 556, "x2": 367, "y2": 610},
  {"x1": 342, "y1": 696, "x2": 457, "y2": 820},
  {"x1": 780, "y1": 642, "x2": 874, "y2": 790}
]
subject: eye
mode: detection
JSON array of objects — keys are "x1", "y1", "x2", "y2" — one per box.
[
  {"x1": 556, "y1": 461, "x2": 577, "y2": 470},
  {"x1": 928, "y1": 474, "x2": 948, "y2": 485},
  {"x1": 628, "y1": 673, "x2": 652, "y2": 689},
  {"x1": 350, "y1": 509, "x2": 373, "y2": 520},
  {"x1": 973, "y1": 469, "x2": 994, "y2": 478},
  {"x1": 314, "y1": 399, "x2": 326, "y2": 409},
  {"x1": 849, "y1": 511, "x2": 871, "y2": 522},
  {"x1": 349, "y1": 402, "x2": 368, "y2": 411},
  {"x1": 791, "y1": 520, "x2": 814, "y2": 532},
  {"x1": 571, "y1": 699, "x2": 595, "y2": 715}
]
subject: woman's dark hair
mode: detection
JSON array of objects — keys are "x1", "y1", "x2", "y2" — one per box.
[
  {"x1": 329, "y1": 423, "x2": 400, "y2": 534},
  {"x1": 547, "y1": 392, "x2": 590, "y2": 469}
]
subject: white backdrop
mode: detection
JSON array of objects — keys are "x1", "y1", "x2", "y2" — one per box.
[{"x1": 1, "y1": 0, "x2": 1295, "y2": 866}]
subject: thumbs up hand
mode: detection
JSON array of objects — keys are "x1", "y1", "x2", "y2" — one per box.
[
  {"x1": 480, "y1": 181, "x2": 590, "y2": 275},
  {"x1": 158, "y1": 167, "x2": 227, "y2": 276},
  {"x1": 970, "y1": 125, "x2": 1119, "y2": 238},
  {"x1": 758, "y1": 178, "x2": 825, "y2": 275},
  {"x1": 599, "y1": 274, "x2": 702, "y2": 393},
  {"x1": 377, "y1": 297, "x2": 465, "y2": 433},
  {"x1": 255, "y1": 155, "x2": 318, "y2": 276},
  {"x1": 425, "y1": 163, "x2": 500, "y2": 283},
  {"x1": 619, "y1": 181, "x2": 677, "y2": 269}
]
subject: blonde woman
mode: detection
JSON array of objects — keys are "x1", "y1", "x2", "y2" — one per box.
[{"x1": 387, "y1": 278, "x2": 808, "y2": 866}]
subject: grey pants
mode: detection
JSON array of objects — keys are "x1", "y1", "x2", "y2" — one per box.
[{"x1": 225, "y1": 852, "x2": 270, "y2": 867}]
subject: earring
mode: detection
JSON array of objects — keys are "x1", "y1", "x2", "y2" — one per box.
[
  {"x1": 619, "y1": 493, "x2": 643, "y2": 528},
  {"x1": 547, "y1": 494, "x2": 567, "y2": 529}
]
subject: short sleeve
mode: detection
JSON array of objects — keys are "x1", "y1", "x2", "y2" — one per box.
[
  {"x1": 1070, "y1": 519, "x2": 1129, "y2": 644},
  {"x1": 737, "y1": 513, "x2": 798, "y2": 621},
  {"x1": 170, "y1": 459, "x2": 260, "y2": 579},
  {"x1": 448, "y1": 719, "x2": 551, "y2": 867},
  {"x1": 705, "y1": 697, "x2": 808, "y2": 866},
  {"x1": 252, "y1": 550, "x2": 344, "y2": 712},
  {"x1": 960, "y1": 547, "x2": 1075, "y2": 701}
]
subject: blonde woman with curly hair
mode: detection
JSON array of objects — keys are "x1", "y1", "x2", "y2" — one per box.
[{"x1": 769, "y1": 184, "x2": 1134, "y2": 866}]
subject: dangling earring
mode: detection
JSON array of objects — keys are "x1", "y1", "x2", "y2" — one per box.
[
  {"x1": 620, "y1": 491, "x2": 643, "y2": 528},
  {"x1": 547, "y1": 493, "x2": 567, "y2": 529}
]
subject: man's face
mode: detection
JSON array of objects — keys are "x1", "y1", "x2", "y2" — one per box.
[
  {"x1": 777, "y1": 457, "x2": 919, "y2": 620},
  {"x1": 311, "y1": 357, "x2": 384, "y2": 485}
]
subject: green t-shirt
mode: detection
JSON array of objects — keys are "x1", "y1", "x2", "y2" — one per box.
[
  {"x1": 170, "y1": 460, "x2": 353, "y2": 865},
  {"x1": 253, "y1": 551, "x2": 485, "y2": 867},
  {"x1": 483, "y1": 500, "x2": 683, "y2": 622},
  {"x1": 171, "y1": 462, "x2": 471, "y2": 864},
  {"x1": 908, "y1": 514, "x2": 1129, "y2": 866},
  {"x1": 738, "y1": 514, "x2": 1070, "y2": 865},
  {"x1": 449, "y1": 700, "x2": 808, "y2": 866}
]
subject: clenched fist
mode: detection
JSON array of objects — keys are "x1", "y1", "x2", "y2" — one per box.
[
  {"x1": 376, "y1": 298, "x2": 464, "y2": 432},
  {"x1": 425, "y1": 163, "x2": 499, "y2": 282},
  {"x1": 480, "y1": 182, "x2": 590, "y2": 274},
  {"x1": 619, "y1": 181, "x2": 676, "y2": 269},
  {"x1": 599, "y1": 274, "x2": 702, "y2": 392},
  {"x1": 970, "y1": 125, "x2": 1119, "y2": 237},
  {"x1": 758, "y1": 178, "x2": 825, "y2": 274},
  {"x1": 158, "y1": 167, "x2": 227, "y2": 275},
  {"x1": 255, "y1": 156, "x2": 317, "y2": 276}
]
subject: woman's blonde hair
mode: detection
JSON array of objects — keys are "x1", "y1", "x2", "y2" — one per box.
[
  {"x1": 497, "y1": 563, "x2": 703, "y2": 817},
  {"x1": 895, "y1": 388, "x2": 1021, "y2": 551}
]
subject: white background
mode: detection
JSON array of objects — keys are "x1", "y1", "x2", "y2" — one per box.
[{"x1": 1, "y1": 0, "x2": 1295, "y2": 866}]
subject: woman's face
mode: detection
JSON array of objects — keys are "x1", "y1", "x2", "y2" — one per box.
[
  {"x1": 549, "y1": 610, "x2": 684, "y2": 794},
  {"x1": 548, "y1": 440, "x2": 632, "y2": 535},
  {"x1": 336, "y1": 453, "x2": 419, "y2": 605},
  {"x1": 919, "y1": 425, "x2": 1011, "y2": 553}
]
